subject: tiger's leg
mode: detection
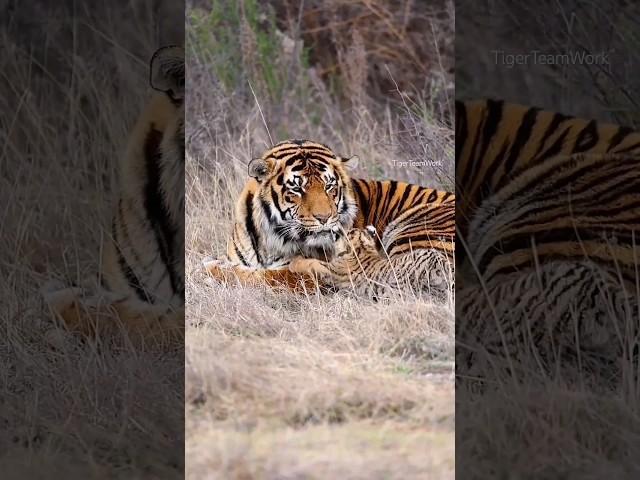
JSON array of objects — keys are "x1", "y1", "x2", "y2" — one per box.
[
  {"x1": 288, "y1": 257, "x2": 346, "y2": 293},
  {"x1": 287, "y1": 257, "x2": 332, "y2": 277},
  {"x1": 203, "y1": 257, "x2": 321, "y2": 292},
  {"x1": 42, "y1": 282, "x2": 184, "y2": 347}
]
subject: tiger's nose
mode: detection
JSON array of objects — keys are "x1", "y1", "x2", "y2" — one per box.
[{"x1": 314, "y1": 213, "x2": 330, "y2": 224}]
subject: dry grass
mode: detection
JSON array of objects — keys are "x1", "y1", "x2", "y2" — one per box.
[
  {"x1": 186, "y1": 165, "x2": 454, "y2": 479},
  {"x1": 185, "y1": 1, "x2": 454, "y2": 478},
  {"x1": 1, "y1": 2, "x2": 183, "y2": 477}
]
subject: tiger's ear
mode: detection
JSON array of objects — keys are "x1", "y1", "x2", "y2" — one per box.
[
  {"x1": 339, "y1": 155, "x2": 359, "y2": 170},
  {"x1": 150, "y1": 45, "x2": 185, "y2": 100},
  {"x1": 248, "y1": 158, "x2": 273, "y2": 181}
]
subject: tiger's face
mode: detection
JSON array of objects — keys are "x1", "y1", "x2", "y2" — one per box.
[{"x1": 248, "y1": 140, "x2": 359, "y2": 255}]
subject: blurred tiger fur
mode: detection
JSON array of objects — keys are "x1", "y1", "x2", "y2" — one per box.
[
  {"x1": 204, "y1": 139, "x2": 454, "y2": 293},
  {"x1": 289, "y1": 202, "x2": 455, "y2": 300},
  {"x1": 456, "y1": 99, "x2": 640, "y2": 380},
  {"x1": 43, "y1": 46, "x2": 185, "y2": 346},
  {"x1": 456, "y1": 99, "x2": 640, "y2": 241}
]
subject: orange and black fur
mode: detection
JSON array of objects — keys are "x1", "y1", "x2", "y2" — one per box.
[
  {"x1": 456, "y1": 99, "x2": 640, "y2": 285},
  {"x1": 289, "y1": 202, "x2": 455, "y2": 300},
  {"x1": 456, "y1": 99, "x2": 640, "y2": 377}
]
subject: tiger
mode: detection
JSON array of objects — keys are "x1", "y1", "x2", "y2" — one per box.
[
  {"x1": 204, "y1": 139, "x2": 454, "y2": 290},
  {"x1": 288, "y1": 202, "x2": 455, "y2": 300},
  {"x1": 43, "y1": 45, "x2": 185, "y2": 345},
  {"x1": 455, "y1": 99, "x2": 640, "y2": 381},
  {"x1": 456, "y1": 99, "x2": 640, "y2": 252}
]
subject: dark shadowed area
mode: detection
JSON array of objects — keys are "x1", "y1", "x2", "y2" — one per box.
[{"x1": 0, "y1": 1, "x2": 184, "y2": 477}]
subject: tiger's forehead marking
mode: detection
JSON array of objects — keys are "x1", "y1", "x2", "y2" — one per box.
[
  {"x1": 261, "y1": 139, "x2": 337, "y2": 161},
  {"x1": 281, "y1": 162, "x2": 336, "y2": 184}
]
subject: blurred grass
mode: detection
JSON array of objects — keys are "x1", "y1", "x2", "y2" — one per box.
[
  {"x1": 188, "y1": 0, "x2": 312, "y2": 102},
  {"x1": 186, "y1": 0, "x2": 454, "y2": 188}
]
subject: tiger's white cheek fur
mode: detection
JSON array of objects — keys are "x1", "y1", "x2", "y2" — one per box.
[{"x1": 253, "y1": 199, "x2": 302, "y2": 264}]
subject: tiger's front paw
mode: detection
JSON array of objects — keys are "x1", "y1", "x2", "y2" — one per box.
[
  {"x1": 203, "y1": 256, "x2": 234, "y2": 279},
  {"x1": 203, "y1": 256, "x2": 231, "y2": 270},
  {"x1": 288, "y1": 257, "x2": 330, "y2": 277},
  {"x1": 41, "y1": 281, "x2": 104, "y2": 335}
]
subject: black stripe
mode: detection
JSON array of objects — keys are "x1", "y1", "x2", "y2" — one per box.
[
  {"x1": 270, "y1": 186, "x2": 284, "y2": 219},
  {"x1": 113, "y1": 200, "x2": 153, "y2": 302},
  {"x1": 499, "y1": 106, "x2": 539, "y2": 184},
  {"x1": 618, "y1": 141, "x2": 640, "y2": 154},
  {"x1": 381, "y1": 180, "x2": 398, "y2": 224},
  {"x1": 117, "y1": 247, "x2": 151, "y2": 302},
  {"x1": 573, "y1": 120, "x2": 599, "y2": 153},
  {"x1": 244, "y1": 192, "x2": 262, "y2": 266},
  {"x1": 390, "y1": 184, "x2": 415, "y2": 222},
  {"x1": 351, "y1": 179, "x2": 369, "y2": 220},
  {"x1": 532, "y1": 126, "x2": 571, "y2": 163},
  {"x1": 233, "y1": 241, "x2": 249, "y2": 267},
  {"x1": 474, "y1": 99, "x2": 504, "y2": 185},
  {"x1": 386, "y1": 234, "x2": 454, "y2": 255},
  {"x1": 532, "y1": 112, "x2": 572, "y2": 159},
  {"x1": 606, "y1": 126, "x2": 633, "y2": 152},
  {"x1": 478, "y1": 228, "x2": 630, "y2": 273},
  {"x1": 143, "y1": 126, "x2": 181, "y2": 299},
  {"x1": 112, "y1": 216, "x2": 151, "y2": 302}
]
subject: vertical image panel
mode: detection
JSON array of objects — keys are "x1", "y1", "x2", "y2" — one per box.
[
  {"x1": 456, "y1": 1, "x2": 640, "y2": 478},
  {"x1": 1, "y1": 1, "x2": 185, "y2": 477},
  {"x1": 185, "y1": 0, "x2": 455, "y2": 478}
]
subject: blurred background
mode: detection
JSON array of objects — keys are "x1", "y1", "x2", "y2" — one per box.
[
  {"x1": 457, "y1": 0, "x2": 640, "y2": 127},
  {"x1": 187, "y1": 0, "x2": 455, "y2": 190}
]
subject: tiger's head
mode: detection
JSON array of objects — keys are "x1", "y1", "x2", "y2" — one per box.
[
  {"x1": 248, "y1": 140, "x2": 359, "y2": 257},
  {"x1": 148, "y1": 45, "x2": 185, "y2": 225}
]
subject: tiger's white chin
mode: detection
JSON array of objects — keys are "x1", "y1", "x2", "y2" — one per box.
[{"x1": 303, "y1": 230, "x2": 339, "y2": 248}]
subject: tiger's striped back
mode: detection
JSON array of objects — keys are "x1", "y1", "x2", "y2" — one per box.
[
  {"x1": 381, "y1": 202, "x2": 455, "y2": 259},
  {"x1": 456, "y1": 99, "x2": 640, "y2": 380},
  {"x1": 351, "y1": 178, "x2": 454, "y2": 236},
  {"x1": 456, "y1": 99, "x2": 640, "y2": 281},
  {"x1": 456, "y1": 99, "x2": 640, "y2": 236},
  {"x1": 466, "y1": 152, "x2": 640, "y2": 286}
]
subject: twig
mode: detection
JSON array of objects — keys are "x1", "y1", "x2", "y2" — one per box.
[{"x1": 248, "y1": 79, "x2": 273, "y2": 147}]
